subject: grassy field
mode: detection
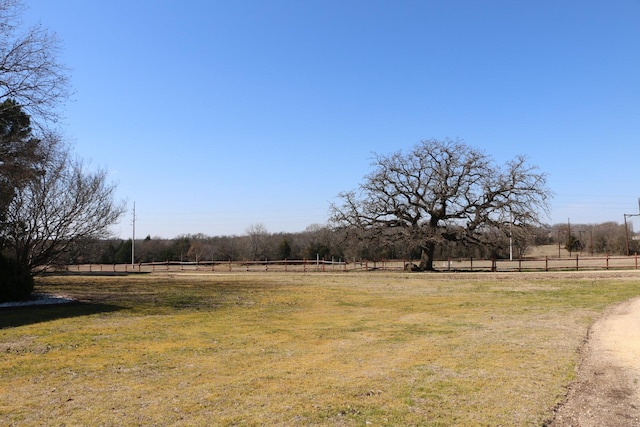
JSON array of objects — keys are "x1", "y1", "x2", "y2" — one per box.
[{"x1": 1, "y1": 271, "x2": 640, "y2": 426}]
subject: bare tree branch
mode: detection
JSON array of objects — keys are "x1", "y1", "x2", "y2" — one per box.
[
  {"x1": 0, "y1": 0, "x2": 71, "y2": 126},
  {"x1": 5, "y1": 134, "x2": 126, "y2": 272},
  {"x1": 330, "y1": 138, "x2": 552, "y2": 270}
]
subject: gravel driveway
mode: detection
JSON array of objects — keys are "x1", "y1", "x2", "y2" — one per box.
[{"x1": 550, "y1": 296, "x2": 640, "y2": 426}]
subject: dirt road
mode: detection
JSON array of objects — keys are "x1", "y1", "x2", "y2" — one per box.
[{"x1": 550, "y1": 296, "x2": 640, "y2": 426}]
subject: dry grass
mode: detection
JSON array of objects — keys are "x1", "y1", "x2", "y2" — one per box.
[{"x1": 1, "y1": 271, "x2": 640, "y2": 426}]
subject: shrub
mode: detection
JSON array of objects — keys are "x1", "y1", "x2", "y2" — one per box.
[{"x1": 0, "y1": 255, "x2": 34, "y2": 302}]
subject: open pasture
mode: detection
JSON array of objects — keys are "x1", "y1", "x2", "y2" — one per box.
[{"x1": 2, "y1": 271, "x2": 640, "y2": 426}]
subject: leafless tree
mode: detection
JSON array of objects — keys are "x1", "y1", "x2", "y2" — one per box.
[
  {"x1": 4, "y1": 134, "x2": 125, "y2": 276},
  {"x1": 211, "y1": 235, "x2": 242, "y2": 261},
  {"x1": 300, "y1": 224, "x2": 343, "y2": 260},
  {"x1": 330, "y1": 138, "x2": 551, "y2": 270},
  {"x1": 0, "y1": 0, "x2": 70, "y2": 125},
  {"x1": 246, "y1": 223, "x2": 269, "y2": 260}
]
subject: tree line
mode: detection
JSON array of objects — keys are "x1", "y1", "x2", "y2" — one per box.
[{"x1": 63, "y1": 220, "x2": 637, "y2": 266}]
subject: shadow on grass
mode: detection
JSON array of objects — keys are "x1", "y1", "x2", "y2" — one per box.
[{"x1": 0, "y1": 302, "x2": 123, "y2": 329}]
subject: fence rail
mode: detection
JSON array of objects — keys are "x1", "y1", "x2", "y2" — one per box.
[{"x1": 56, "y1": 254, "x2": 640, "y2": 274}]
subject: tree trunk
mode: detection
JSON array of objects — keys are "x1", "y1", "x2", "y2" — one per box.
[{"x1": 418, "y1": 243, "x2": 435, "y2": 271}]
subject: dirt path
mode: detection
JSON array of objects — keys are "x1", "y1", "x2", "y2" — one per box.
[{"x1": 550, "y1": 296, "x2": 640, "y2": 426}]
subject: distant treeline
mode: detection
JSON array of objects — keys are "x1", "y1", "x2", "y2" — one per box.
[{"x1": 61, "y1": 221, "x2": 637, "y2": 265}]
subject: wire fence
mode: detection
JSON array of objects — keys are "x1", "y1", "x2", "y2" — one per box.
[{"x1": 57, "y1": 254, "x2": 640, "y2": 274}]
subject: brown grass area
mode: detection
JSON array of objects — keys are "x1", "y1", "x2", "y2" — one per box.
[{"x1": 1, "y1": 271, "x2": 640, "y2": 426}]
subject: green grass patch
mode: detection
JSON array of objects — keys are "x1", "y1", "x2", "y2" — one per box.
[{"x1": 1, "y1": 271, "x2": 639, "y2": 426}]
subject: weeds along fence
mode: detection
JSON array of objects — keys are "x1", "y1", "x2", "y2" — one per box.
[{"x1": 61, "y1": 254, "x2": 640, "y2": 274}]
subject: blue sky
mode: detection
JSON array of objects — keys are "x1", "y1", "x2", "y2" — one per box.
[{"x1": 24, "y1": 0, "x2": 640, "y2": 238}]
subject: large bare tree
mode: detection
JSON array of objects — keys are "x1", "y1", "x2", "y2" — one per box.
[
  {"x1": 0, "y1": 0, "x2": 71, "y2": 233},
  {"x1": 2, "y1": 134, "x2": 125, "y2": 299},
  {"x1": 330, "y1": 138, "x2": 551, "y2": 270},
  {"x1": 0, "y1": 1, "x2": 122, "y2": 301},
  {"x1": 0, "y1": 0, "x2": 70, "y2": 125},
  {"x1": 246, "y1": 223, "x2": 269, "y2": 260}
]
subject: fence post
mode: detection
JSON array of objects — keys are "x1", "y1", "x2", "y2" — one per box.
[
  {"x1": 576, "y1": 254, "x2": 579, "y2": 271},
  {"x1": 606, "y1": 255, "x2": 609, "y2": 270},
  {"x1": 491, "y1": 259, "x2": 496, "y2": 272},
  {"x1": 518, "y1": 257, "x2": 522, "y2": 272},
  {"x1": 229, "y1": 259, "x2": 232, "y2": 271}
]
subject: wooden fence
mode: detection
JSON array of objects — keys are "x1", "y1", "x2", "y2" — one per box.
[{"x1": 60, "y1": 254, "x2": 640, "y2": 274}]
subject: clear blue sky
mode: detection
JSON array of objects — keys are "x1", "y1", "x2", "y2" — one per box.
[{"x1": 24, "y1": 0, "x2": 640, "y2": 238}]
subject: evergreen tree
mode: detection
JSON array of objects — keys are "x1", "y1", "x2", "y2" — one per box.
[
  {"x1": 278, "y1": 238, "x2": 292, "y2": 259},
  {"x1": 115, "y1": 239, "x2": 133, "y2": 264}
]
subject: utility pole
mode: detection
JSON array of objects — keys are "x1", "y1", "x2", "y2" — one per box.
[
  {"x1": 508, "y1": 209, "x2": 513, "y2": 261},
  {"x1": 558, "y1": 229, "x2": 562, "y2": 258},
  {"x1": 132, "y1": 201, "x2": 136, "y2": 267},
  {"x1": 568, "y1": 218, "x2": 571, "y2": 257},
  {"x1": 623, "y1": 198, "x2": 640, "y2": 256}
]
